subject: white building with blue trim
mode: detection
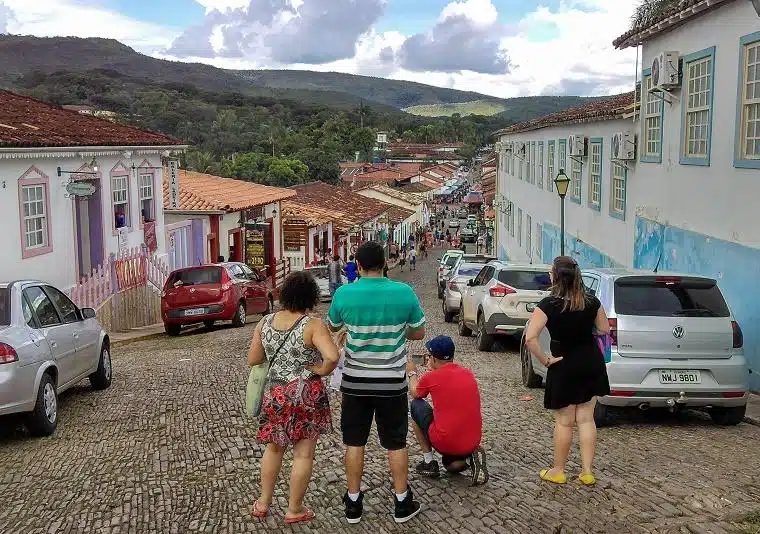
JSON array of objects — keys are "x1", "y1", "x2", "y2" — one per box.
[{"x1": 494, "y1": 0, "x2": 760, "y2": 390}]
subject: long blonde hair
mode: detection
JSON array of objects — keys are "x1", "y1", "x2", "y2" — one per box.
[{"x1": 550, "y1": 256, "x2": 586, "y2": 312}]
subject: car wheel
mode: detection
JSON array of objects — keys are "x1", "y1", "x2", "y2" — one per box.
[
  {"x1": 476, "y1": 314, "x2": 494, "y2": 352},
  {"x1": 165, "y1": 323, "x2": 181, "y2": 337},
  {"x1": 232, "y1": 301, "x2": 246, "y2": 327},
  {"x1": 708, "y1": 404, "x2": 747, "y2": 425},
  {"x1": 264, "y1": 296, "x2": 274, "y2": 316},
  {"x1": 594, "y1": 402, "x2": 611, "y2": 427},
  {"x1": 442, "y1": 301, "x2": 455, "y2": 323},
  {"x1": 89, "y1": 343, "x2": 112, "y2": 390},
  {"x1": 520, "y1": 336, "x2": 542, "y2": 388},
  {"x1": 458, "y1": 305, "x2": 472, "y2": 337},
  {"x1": 437, "y1": 285, "x2": 444, "y2": 299},
  {"x1": 25, "y1": 373, "x2": 58, "y2": 437}
]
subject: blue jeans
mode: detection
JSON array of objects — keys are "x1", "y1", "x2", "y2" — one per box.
[{"x1": 329, "y1": 282, "x2": 342, "y2": 296}]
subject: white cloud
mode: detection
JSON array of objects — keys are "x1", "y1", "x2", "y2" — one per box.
[
  {"x1": 2, "y1": 0, "x2": 178, "y2": 50},
  {"x1": 439, "y1": 0, "x2": 498, "y2": 26},
  {"x1": 194, "y1": 0, "x2": 250, "y2": 13}
]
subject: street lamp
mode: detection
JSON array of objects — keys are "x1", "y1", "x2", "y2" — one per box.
[{"x1": 554, "y1": 169, "x2": 571, "y2": 256}]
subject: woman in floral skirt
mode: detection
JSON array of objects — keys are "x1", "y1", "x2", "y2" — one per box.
[{"x1": 247, "y1": 271, "x2": 340, "y2": 524}]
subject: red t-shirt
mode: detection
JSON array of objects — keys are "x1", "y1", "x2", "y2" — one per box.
[{"x1": 414, "y1": 363, "x2": 482, "y2": 456}]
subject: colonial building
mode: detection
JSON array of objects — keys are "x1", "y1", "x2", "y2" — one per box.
[
  {"x1": 494, "y1": 0, "x2": 760, "y2": 389},
  {"x1": 0, "y1": 90, "x2": 187, "y2": 290}
]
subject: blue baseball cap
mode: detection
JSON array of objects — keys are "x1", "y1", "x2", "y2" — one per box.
[{"x1": 425, "y1": 335, "x2": 455, "y2": 361}]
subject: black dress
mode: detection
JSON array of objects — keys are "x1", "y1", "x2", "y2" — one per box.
[{"x1": 537, "y1": 295, "x2": 611, "y2": 410}]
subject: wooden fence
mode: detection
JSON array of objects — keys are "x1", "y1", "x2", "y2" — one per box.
[{"x1": 68, "y1": 247, "x2": 170, "y2": 333}]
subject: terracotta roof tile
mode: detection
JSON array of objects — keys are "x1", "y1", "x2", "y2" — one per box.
[
  {"x1": 359, "y1": 184, "x2": 425, "y2": 206},
  {"x1": 382, "y1": 204, "x2": 416, "y2": 224},
  {"x1": 281, "y1": 201, "x2": 343, "y2": 227},
  {"x1": 289, "y1": 182, "x2": 389, "y2": 232},
  {"x1": 163, "y1": 170, "x2": 295, "y2": 213},
  {"x1": 0, "y1": 90, "x2": 184, "y2": 148},
  {"x1": 392, "y1": 182, "x2": 435, "y2": 193},
  {"x1": 495, "y1": 92, "x2": 636, "y2": 135}
]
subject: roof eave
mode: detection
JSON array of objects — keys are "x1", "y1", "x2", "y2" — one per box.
[
  {"x1": 496, "y1": 111, "x2": 634, "y2": 136},
  {"x1": 613, "y1": 0, "x2": 733, "y2": 49}
]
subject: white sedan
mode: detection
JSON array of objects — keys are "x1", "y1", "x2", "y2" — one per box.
[{"x1": 305, "y1": 266, "x2": 348, "y2": 300}]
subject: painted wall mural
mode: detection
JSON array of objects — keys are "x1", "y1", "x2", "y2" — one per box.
[
  {"x1": 633, "y1": 216, "x2": 760, "y2": 391},
  {"x1": 541, "y1": 223, "x2": 623, "y2": 268}
]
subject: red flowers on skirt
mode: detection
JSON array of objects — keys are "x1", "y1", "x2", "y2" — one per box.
[{"x1": 257, "y1": 377, "x2": 332, "y2": 446}]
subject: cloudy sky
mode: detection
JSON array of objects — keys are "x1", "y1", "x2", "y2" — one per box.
[{"x1": 0, "y1": 0, "x2": 640, "y2": 98}]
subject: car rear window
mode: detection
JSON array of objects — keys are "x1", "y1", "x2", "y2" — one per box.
[
  {"x1": 614, "y1": 277, "x2": 730, "y2": 317},
  {"x1": 457, "y1": 266, "x2": 483, "y2": 277},
  {"x1": 461, "y1": 255, "x2": 494, "y2": 264},
  {"x1": 445, "y1": 255, "x2": 460, "y2": 267},
  {"x1": 498, "y1": 270, "x2": 551, "y2": 290},
  {"x1": 0, "y1": 288, "x2": 9, "y2": 325},
  {"x1": 168, "y1": 267, "x2": 222, "y2": 286}
]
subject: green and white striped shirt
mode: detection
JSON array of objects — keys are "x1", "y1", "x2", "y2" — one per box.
[{"x1": 328, "y1": 277, "x2": 426, "y2": 396}]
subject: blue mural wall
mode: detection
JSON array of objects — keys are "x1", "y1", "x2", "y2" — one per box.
[
  {"x1": 541, "y1": 223, "x2": 623, "y2": 268},
  {"x1": 633, "y1": 216, "x2": 760, "y2": 391},
  {"x1": 498, "y1": 244, "x2": 509, "y2": 262}
]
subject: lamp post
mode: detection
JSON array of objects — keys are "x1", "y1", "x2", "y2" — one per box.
[{"x1": 553, "y1": 169, "x2": 571, "y2": 256}]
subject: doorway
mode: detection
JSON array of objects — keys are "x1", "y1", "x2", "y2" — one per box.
[{"x1": 75, "y1": 182, "x2": 104, "y2": 277}]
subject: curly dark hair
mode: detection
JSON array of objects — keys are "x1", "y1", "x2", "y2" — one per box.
[{"x1": 279, "y1": 271, "x2": 320, "y2": 312}]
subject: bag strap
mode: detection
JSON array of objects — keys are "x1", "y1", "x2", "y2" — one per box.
[{"x1": 267, "y1": 314, "x2": 308, "y2": 370}]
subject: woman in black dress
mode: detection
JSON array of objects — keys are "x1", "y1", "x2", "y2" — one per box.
[{"x1": 524, "y1": 256, "x2": 611, "y2": 486}]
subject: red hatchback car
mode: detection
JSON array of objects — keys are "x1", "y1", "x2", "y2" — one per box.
[{"x1": 161, "y1": 263, "x2": 274, "y2": 336}]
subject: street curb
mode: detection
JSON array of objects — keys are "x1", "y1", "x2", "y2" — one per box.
[
  {"x1": 111, "y1": 332, "x2": 166, "y2": 348},
  {"x1": 743, "y1": 415, "x2": 760, "y2": 427}
]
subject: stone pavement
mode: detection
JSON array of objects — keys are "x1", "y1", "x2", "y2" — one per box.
[{"x1": 2, "y1": 248, "x2": 760, "y2": 534}]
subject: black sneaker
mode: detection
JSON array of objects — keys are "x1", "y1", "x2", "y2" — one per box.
[
  {"x1": 343, "y1": 491, "x2": 364, "y2": 524},
  {"x1": 415, "y1": 459, "x2": 440, "y2": 477},
  {"x1": 469, "y1": 446, "x2": 489, "y2": 486},
  {"x1": 393, "y1": 486, "x2": 422, "y2": 524}
]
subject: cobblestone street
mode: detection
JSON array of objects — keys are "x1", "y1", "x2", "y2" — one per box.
[{"x1": 2, "y1": 250, "x2": 760, "y2": 534}]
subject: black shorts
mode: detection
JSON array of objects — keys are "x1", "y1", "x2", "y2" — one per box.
[
  {"x1": 341, "y1": 393, "x2": 408, "y2": 450},
  {"x1": 410, "y1": 399, "x2": 470, "y2": 468}
]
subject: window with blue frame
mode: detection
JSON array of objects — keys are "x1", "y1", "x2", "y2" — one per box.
[
  {"x1": 610, "y1": 162, "x2": 627, "y2": 220},
  {"x1": 681, "y1": 47, "x2": 715, "y2": 166},
  {"x1": 547, "y1": 141, "x2": 555, "y2": 193},
  {"x1": 588, "y1": 138, "x2": 602, "y2": 211},
  {"x1": 641, "y1": 70, "x2": 663, "y2": 163},
  {"x1": 537, "y1": 141, "x2": 544, "y2": 189},
  {"x1": 570, "y1": 154, "x2": 582, "y2": 204},
  {"x1": 558, "y1": 139, "x2": 567, "y2": 175},
  {"x1": 735, "y1": 32, "x2": 760, "y2": 168}
]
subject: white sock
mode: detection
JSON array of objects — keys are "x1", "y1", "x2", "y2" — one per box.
[
  {"x1": 395, "y1": 490, "x2": 408, "y2": 502},
  {"x1": 423, "y1": 451, "x2": 434, "y2": 463},
  {"x1": 348, "y1": 491, "x2": 360, "y2": 502}
]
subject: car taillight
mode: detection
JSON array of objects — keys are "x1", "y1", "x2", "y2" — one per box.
[
  {"x1": 438, "y1": 266, "x2": 443, "y2": 272},
  {"x1": 221, "y1": 270, "x2": 233, "y2": 291},
  {"x1": 448, "y1": 281, "x2": 458, "y2": 290},
  {"x1": 489, "y1": 285, "x2": 516, "y2": 297},
  {"x1": 610, "y1": 390, "x2": 635, "y2": 397},
  {"x1": 0, "y1": 343, "x2": 18, "y2": 364},
  {"x1": 608, "y1": 318, "x2": 618, "y2": 346},
  {"x1": 721, "y1": 391, "x2": 745, "y2": 398},
  {"x1": 731, "y1": 320, "x2": 743, "y2": 349},
  {"x1": 655, "y1": 277, "x2": 681, "y2": 284}
]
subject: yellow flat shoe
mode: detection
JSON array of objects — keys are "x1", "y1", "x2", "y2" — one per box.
[
  {"x1": 578, "y1": 473, "x2": 596, "y2": 486},
  {"x1": 539, "y1": 469, "x2": 567, "y2": 484}
]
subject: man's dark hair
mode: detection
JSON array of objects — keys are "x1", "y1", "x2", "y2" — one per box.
[
  {"x1": 349, "y1": 255, "x2": 354, "y2": 261},
  {"x1": 356, "y1": 241, "x2": 385, "y2": 272},
  {"x1": 333, "y1": 255, "x2": 340, "y2": 261},
  {"x1": 279, "y1": 271, "x2": 320, "y2": 312}
]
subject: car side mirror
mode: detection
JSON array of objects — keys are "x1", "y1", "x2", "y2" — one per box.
[
  {"x1": 467, "y1": 280, "x2": 475, "y2": 287},
  {"x1": 81, "y1": 308, "x2": 96, "y2": 320}
]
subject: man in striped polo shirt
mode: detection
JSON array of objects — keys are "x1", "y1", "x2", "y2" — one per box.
[{"x1": 328, "y1": 241, "x2": 426, "y2": 524}]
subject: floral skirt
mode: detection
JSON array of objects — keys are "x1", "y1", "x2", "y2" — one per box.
[{"x1": 257, "y1": 377, "x2": 332, "y2": 446}]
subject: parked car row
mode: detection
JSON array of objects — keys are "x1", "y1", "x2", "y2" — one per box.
[{"x1": 437, "y1": 252, "x2": 750, "y2": 427}]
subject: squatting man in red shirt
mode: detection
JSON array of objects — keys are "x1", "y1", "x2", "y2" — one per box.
[{"x1": 407, "y1": 335, "x2": 488, "y2": 485}]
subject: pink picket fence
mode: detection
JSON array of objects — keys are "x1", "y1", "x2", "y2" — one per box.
[
  {"x1": 273, "y1": 257, "x2": 292, "y2": 296},
  {"x1": 69, "y1": 264, "x2": 113, "y2": 310}
]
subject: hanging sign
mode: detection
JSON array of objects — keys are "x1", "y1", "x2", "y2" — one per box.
[
  {"x1": 66, "y1": 181, "x2": 96, "y2": 197},
  {"x1": 168, "y1": 160, "x2": 180, "y2": 209},
  {"x1": 245, "y1": 230, "x2": 266, "y2": 270}
]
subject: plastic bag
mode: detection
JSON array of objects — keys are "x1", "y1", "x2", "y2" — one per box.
[{"x1": 245, "y1": 362, "x2": 269, "y2": 417}]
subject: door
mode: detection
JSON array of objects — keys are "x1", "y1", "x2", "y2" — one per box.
[
  {"x1": 226, "y1": 264, "x2": 255, "y2": 312},
  {"x1": 45, "y1": 286, "x2": 100, "y2": 377},
  {"x1": 168, "y1": 223, "x2": 193, "y2": 270},
  {"x1": 463, "y1": 266, "x2": 489, "y2": 323},
  {"x1": 241, "y1": 263, "x2": 268, "y2": 312},
  {"x1": 75, "y1": 183, "x2": 104, "y2": 276},
  {"x1": 23, "y1": 286, "x2": 78, "y2": 387},
  {"x1": 468, "y1": 266, "x2": 494, "y2": 322}
]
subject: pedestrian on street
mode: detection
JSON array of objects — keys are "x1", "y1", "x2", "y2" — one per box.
[
  {"x1": 524, "y1": 256, "x2": 611, "y2": 486},
  {"x1": 327, "y1": 241, "x2": 427, "y2": 524},
  {"x1": 409, "y1": 246, "x2": 417, "y2": 270},
  {"x1": 408, "y1": 335, "x2": 488, "y2": 485},
  {"x1": 328, "y1": 255, "x2": 344, "y2": 296},
  {"x1": 398, "y1": 247, "x2": 407, "y2": 271},
  {"x1": 345, "y1": 255, "x2": 359, "y2": 284},
  {"x1": 247, "y1": 271, "x2": 340, "y2": 524}
]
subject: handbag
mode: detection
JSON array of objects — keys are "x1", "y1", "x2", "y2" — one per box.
[
  {"x1": 595, "y1": 332, "x2": 612, "y2": 364},
  {"x1": 245, "y1": 315, "x2": 308, "y2": 418}
]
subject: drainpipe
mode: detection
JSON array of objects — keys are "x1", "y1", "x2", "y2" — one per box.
[{"x1": 633, "y1": 44, "x2": 640, "y2": 124}]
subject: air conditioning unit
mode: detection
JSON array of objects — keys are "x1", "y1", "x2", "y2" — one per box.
[
  {"x1": 651, "y1": 51, "x2": 680, "y2": 88},
  {"x1": 611, "y1": 132, "x2": 635, "y2": 160},
  {"x1": 568, "y1": 135, "x2": 586, "y2": 157}
]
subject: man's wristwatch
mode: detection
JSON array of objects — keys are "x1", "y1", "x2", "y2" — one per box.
[{"x1": 408, "y1": 371, "x2": 418, "y2": 378}]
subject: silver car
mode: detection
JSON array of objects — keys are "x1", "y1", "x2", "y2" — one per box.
[
  {"x1": 0, "y1": 281, "x2": 112, "y2": 436},
  {"x1": 520, "y1": 269, "x2": 749, "y2": 426},
  {"x1": 437, "y1": 250, "x2": 464, "y2": 299},
  {"x1": 459, "y1": 262, "x2": 551, "y2": 351},
  {"x1": 305, "y1": 265, "x2": 347, "y2": 301},
  {"x1": 442, "y1": 262, "x2": 490, "y2": 322}
]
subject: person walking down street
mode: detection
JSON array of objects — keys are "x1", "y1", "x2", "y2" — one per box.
[
  {"x1": 328, "y1": 255, "x2": 344, "y2": 297},
  {"x1": 409, "y1": 246, "x2": 417, "y2": 271},
  {"x1": 328, "y1": 241, "x2": 427, "y2": 524},
  {"x1": 408, "y1": 336, "x2": 488, "y2": 486},
  {"x1": 524, "y1": 256, "x2": 611, "y2": 486},
  {"x1": 247, "y1": 271, "x2": 340, "y2": 524},
  {"x1": 398, "y1": 247, "x2": 407, "y2": 272},
  {"x1": 345, "y1": 255, "x2": 359, "y2": 284}
]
